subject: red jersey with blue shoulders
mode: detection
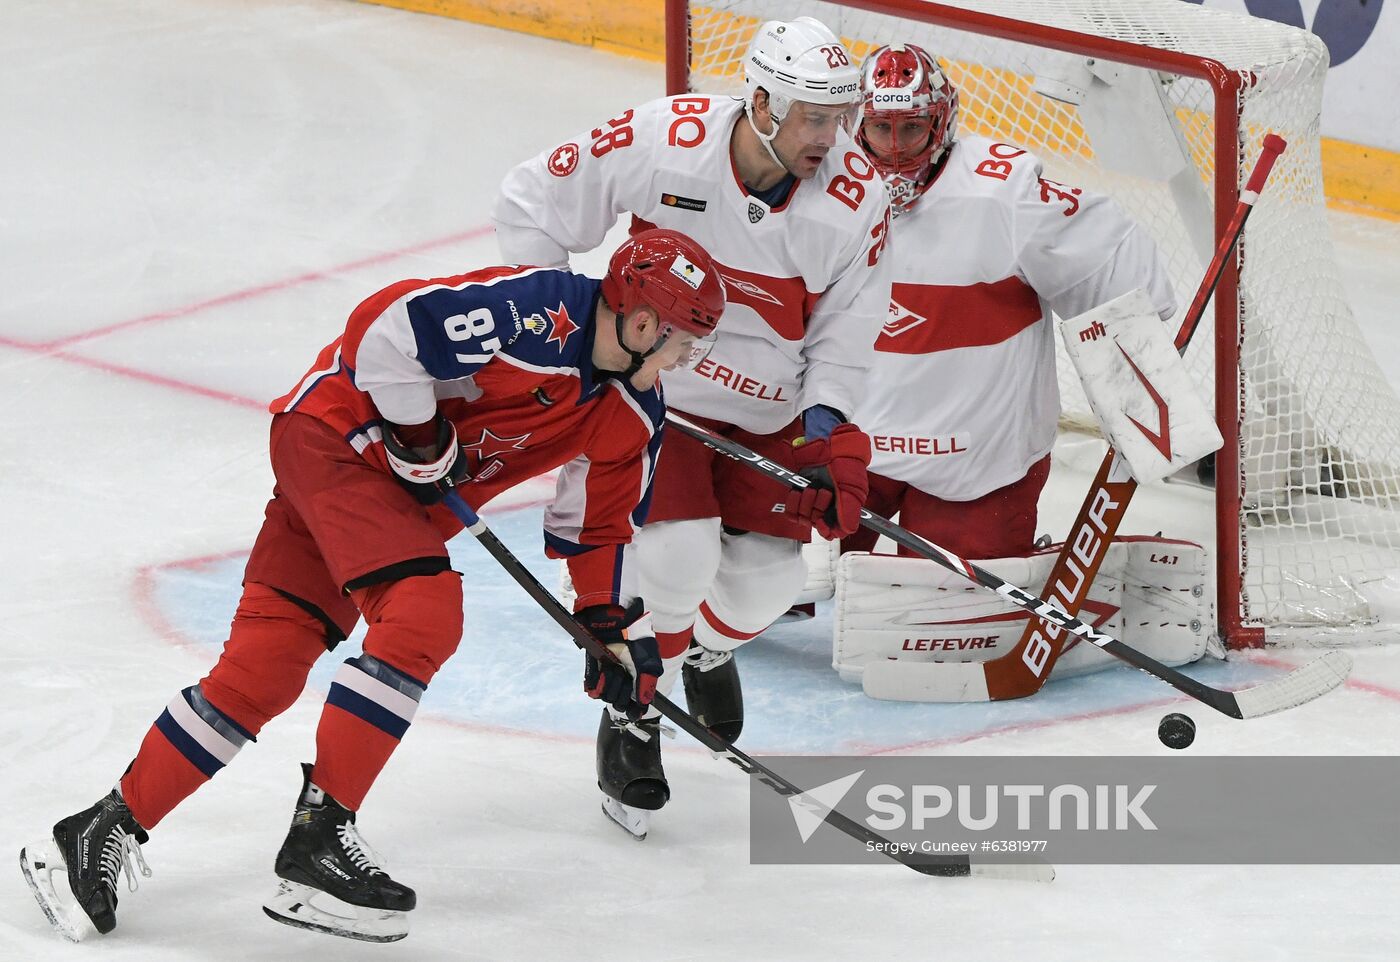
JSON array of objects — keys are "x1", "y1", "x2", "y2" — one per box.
[{"x1": 271, "y1": 265, "x2": 665, "y2": 609}]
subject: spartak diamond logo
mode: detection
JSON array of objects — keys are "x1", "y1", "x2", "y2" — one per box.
[{"x1": 881, "y1": 299, "x2": 929, "y2": 338}]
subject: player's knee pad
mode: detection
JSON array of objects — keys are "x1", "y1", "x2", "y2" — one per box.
[
  {"x1": 632, "y1": 518, "x2": 723, "y2": 635},
  {"x1": 352, "y1": 570, "x2": 464, "y2": 685},
  {"x1": 695, "y1": 532, "x2": 805, "y2": 652},
  {"x1": 199, "y1": 582, "x2": 332, "y2": 732}
]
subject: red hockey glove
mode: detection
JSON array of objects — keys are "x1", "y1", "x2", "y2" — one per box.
[
  {"x1": 382, "y1": 416, "x2": 470, "y2": 505},
  {"x1": 579, "y1": 599, "x2": 663, "y2": 720},
  {"x1": 784, "y1": 423, "x2": 872, "y2": 539}
]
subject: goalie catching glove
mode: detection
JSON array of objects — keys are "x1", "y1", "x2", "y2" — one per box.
[
  {"x1": 579, "y1": 598, "x2": 662, "y2": 720},
  {"x1": 382, "y1": 416, "x2": 470, "y2": 504},
  {"x1": 784, "y1": 406, "x2": 872, "y2": 540}
]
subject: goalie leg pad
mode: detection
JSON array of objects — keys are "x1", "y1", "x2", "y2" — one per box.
[{"x1": 835, "y1": 537, "x2": 1212, "y2": 688}]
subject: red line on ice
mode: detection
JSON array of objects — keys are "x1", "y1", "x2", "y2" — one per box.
[
  {"x1": 40, "y1": 227, "x2": 495, "y2": 349},
  {"x1": 0, "y1": 226, "x2": 493, "y2": 407}
]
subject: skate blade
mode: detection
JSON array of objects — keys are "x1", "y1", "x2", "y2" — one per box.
[
  {"x1": 601, "y1": 796, "x2": 650, "y2": 840},
  {"x1": 19, "y1": 843, "x2": 91, "y2": 943},
  {"x1": 263, "y1": 879, "x2": 409, "y2": 943}
]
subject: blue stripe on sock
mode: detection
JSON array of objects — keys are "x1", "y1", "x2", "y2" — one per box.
[
  {"x1": 326, "y1": 683, "x2": 412, "y2": 739},
  {"x1": 154, "y1": 709, "x2": 224, "y2": 778}
]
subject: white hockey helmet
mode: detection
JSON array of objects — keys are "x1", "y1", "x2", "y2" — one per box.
[{"x1": 743, "y1": 17, "x2": 862, "y2": 122}]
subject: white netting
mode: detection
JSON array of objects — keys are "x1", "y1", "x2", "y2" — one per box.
[{"x1": 679, "y1": 0, "x2": 1400, "y2": 643}]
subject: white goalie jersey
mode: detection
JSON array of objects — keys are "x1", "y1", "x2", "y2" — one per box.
[
  {"x1": 494, "y1": 95, "x2": 892, "y2": 435},
  {"x1": 854, "y1": 136, "x2": 1176, "y2": 500}
]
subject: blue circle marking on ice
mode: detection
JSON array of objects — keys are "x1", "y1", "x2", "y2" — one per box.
[{"x1": 149, "y1": 506, "x2": 1269, "y2": 754}]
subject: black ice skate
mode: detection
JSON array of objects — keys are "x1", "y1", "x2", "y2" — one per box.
[
  {"x1": 682, "y1": 641, "x2": 744, "y2": 742},
  {"x1": 597, "y1": 710, "x2": 670, "y2": 840},
  {"x1": 20, "y1": 788, "x2": 152, "y2": 942},
  {"x1": 262, "y1": 763, "x2": 415, "y2": 943}
]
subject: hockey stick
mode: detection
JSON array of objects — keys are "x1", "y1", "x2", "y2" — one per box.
[
  {"x1": 664, "y1": 412, "x2": 1351, "y2": 720},
  {"x1": 439, "y1": 490, "x2": 1052, "y2": 882},
  {"x1": 932, "y1": 132, "x2": 1291, "y2": 702}
]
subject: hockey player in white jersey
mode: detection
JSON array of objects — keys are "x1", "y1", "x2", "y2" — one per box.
[
  {"x1": 494, "y1": 17, "x2": 891, "y2": 836},
  {"x1": 831, "y1": 44, "x2": 1213, "y2": 693},
  {"x1": 846, "y1": 42, "x2": 1175, "y2": 560}
]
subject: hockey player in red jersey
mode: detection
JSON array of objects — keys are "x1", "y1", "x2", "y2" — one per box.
[
  {"x1": 845, "y1": 43, "x2": 1175, "y2": 560},
  {"x1": 19, "y1": 229, "x2": 725, "y2": 944},
  {"x1": 494, "y1": 17, "x2": 892, "y2": 839}
]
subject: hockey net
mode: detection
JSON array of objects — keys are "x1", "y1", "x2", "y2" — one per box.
[{"x1": 666, "y1": 0, "x2": 1400, "y2": 647}]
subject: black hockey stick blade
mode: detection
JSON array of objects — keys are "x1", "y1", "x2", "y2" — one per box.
[
  {"x1": 441, "y1": 491, "x2": 1053, "y2": 882},
  {"x1": 663, "y1": 412, "x2": 1353, "y2": 720}
]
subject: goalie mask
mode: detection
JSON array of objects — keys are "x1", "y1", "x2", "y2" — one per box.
[
  {"x1": 857, "y1": 43, "x2": 959, "y2": 215},
  {"x1": 601, "y1": 229, "x2": 725, "y2": 375},
  {"x1": 743, "y1": 17, "x2": 862, "y2": 169}
]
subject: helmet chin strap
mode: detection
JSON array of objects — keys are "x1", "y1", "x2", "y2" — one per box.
[
  {"x1": 613, "y1": 310, "x2": 654, "y2": 379},
  {"x1": 744, "y1": 100, "x2": 787, "y2": 171}
]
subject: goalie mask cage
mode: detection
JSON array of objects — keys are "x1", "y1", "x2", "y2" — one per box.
[{"x1": 665, "y1": 0, "x2": 1400, "y2": 648}]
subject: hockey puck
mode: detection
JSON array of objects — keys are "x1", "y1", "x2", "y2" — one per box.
[{"x1": 1158, "y1": 712, "x2": 1196, "y2": 750}]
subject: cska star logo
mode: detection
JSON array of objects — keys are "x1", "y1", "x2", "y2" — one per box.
[
  {"x1": 748, "y1": 201, "x2": 766, "y2": 224},
  {"x1": 464, "y1": 428, "x2": 531, "y2": 461},
  {"x1": 881, "y1": 300, "x2": 930, "y2": 338},
  {"x1": 544, "y1": 302, "x2": 579, "y2": 350}
]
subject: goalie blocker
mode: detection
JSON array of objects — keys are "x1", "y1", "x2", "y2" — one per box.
[
  {"x1": 835, "y1": 537, "x2": 1213, "y2": 701},
  {"x1": 1059, "y1": 288, "x2": 1222, "y2": 485}
]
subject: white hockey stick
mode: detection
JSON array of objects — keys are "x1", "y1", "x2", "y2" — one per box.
[{"x1": 665, "y1": 412, "x2": 1352, "y2": 720}]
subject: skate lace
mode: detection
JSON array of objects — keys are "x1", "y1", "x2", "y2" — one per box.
[
  {"x1": 683, "y1": 643, "x2": 732, "y2": 672},
  {"x1": 336, "y1": 821, "x2": 387, "y2": 876},
  {"x1": 100, "y1": 826, "x2": 152, "y2": 894}
]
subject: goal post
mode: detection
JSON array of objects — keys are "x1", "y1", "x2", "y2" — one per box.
[{"x1": 665, "y1": 0, "x2": 1400, "y2": 648}]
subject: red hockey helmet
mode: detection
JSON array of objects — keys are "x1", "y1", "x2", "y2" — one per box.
[
  {"x1": 602, "y1": 228, "x2": 725, "y2": 337},
  {"x1": 857, "y1": 43, "x2": 959, "y2": 214}
]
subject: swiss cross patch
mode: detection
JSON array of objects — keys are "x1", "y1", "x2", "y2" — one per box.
[
  {"x1": 547, "y1": 143, "x2": 580, "y2": 177},
  {"x1": 545, "y1": 302, "x2": 579, "y2": 349}
]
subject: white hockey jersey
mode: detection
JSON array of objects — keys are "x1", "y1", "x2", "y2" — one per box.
[
  {"x1": 856, "y1": 136, "x2": 1175, "y2": 501},
  {"x1": 494, "y1": 95, "x2": 892, "y2": 435}
]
